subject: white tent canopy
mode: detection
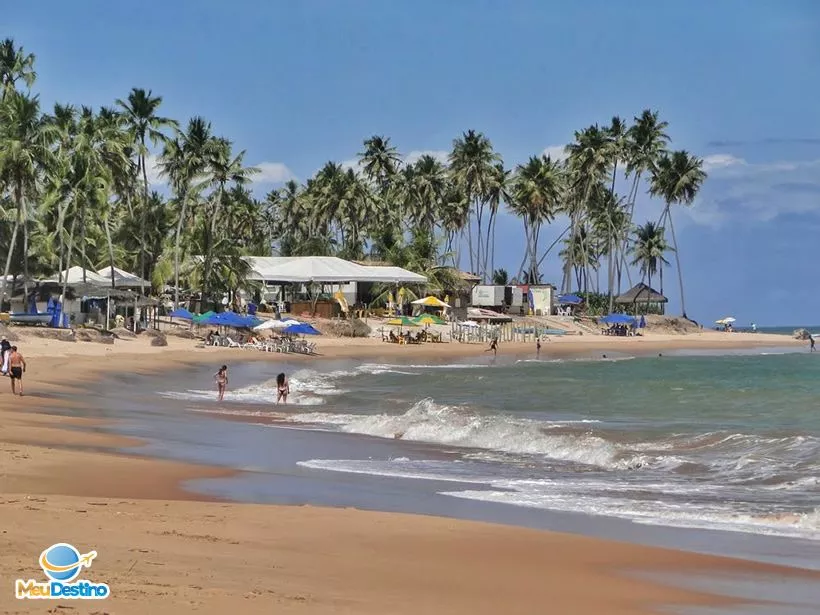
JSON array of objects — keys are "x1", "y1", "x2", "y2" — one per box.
[
  {"x1": 43, "y1": 266, "x2": 109, "y2": 286},
  {"x1": 254, "y1": 318, "x2": 300, "y2": 331},
  {"x1": 96, "y1": 266, "x2": 150, "y2": 288},
  {"x1": 245, "y1": 256, "x2": 425, "y2": 284},
  {"x1": 358, "y1": 265, "x2": 426, "y2": 284}
]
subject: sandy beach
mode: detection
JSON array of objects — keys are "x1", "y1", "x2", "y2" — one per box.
[{"x1": 1, "y1": 327, "x2": 814, "y2": 614}]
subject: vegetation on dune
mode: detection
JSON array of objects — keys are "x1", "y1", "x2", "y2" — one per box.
[{"x1": 0, "y1": 40, "x2": 706, "y2": 314}]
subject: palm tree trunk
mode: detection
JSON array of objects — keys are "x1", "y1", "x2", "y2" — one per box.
[
  {"x1": 517, "y1": 219, "x2": 531, "y2": 281},
  {"x1": 173, "y1": 192, "x2": 188, "y2": 309},
  {"x1": 22, "y1": 201, "x2": 30, "y2": 308},
  {"x1": 140, "y1": 147, "x2": 149, "y2": 296},
  {"x1": 80, "y1": 201, "x2": 88, "y2": 284},
  {"x1": 0, "y1": 196, "x2": 22, "y2": 306},
  {"x1": 105, "y1": 209, "x2": 116, "y2": 288},
  {"x1": 537, "y1": 226, "x2": 571, "y2": 268},
  {"x1": 666, "y1": 207, "x2": 687, "y2": 318},
  {"x1": 466, "y1": 218, "x2": 474, "y2": 274},
  {"x1": 56, "y1": 196, "x2": 71, "y2": 282},
  {"x1": 60, "y1": 214, "x2": 79, "y2": 326}
]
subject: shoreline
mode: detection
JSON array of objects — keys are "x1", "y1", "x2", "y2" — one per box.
[{"x1": 1, "y1": 331, "x2": 816, "y2": 613}]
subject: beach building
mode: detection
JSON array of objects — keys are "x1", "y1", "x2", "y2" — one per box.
[
  {"x1": 615, "y1": 283, "x2": 668, "y2": 315},
  {"x1": 96, "y1": 266, "x2": 151, "y2": 290},
  {"x1": 244, "y1": 256, "x2": 426, "y2": 317}
]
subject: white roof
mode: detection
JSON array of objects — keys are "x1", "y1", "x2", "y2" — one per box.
[
  {"x1": 44, "y1": 266, "x2": 109, "y2": 286},
  {"x1": 245, "y1": 256, "x2": 425, "y2": 284},
  {"x1": 358, "y1": 265, "x2": 426, "y2": 284},
  {"x1": 96, "y1": 266, "x2": 149, "y2": 288}
]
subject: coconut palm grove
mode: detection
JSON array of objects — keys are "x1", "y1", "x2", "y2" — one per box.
[{"x1": 0, "y1": 39, "x2": 707, "y2": 314}]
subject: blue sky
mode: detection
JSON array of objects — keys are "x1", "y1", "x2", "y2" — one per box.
[{"x1": 8, "y1": 1, "x2": 820, "y2": 325}]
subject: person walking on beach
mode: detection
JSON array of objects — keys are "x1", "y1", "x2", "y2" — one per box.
[
  {"x1": 810, "y1": 337, "x2": 816, "y2": 352},
  {"x1": 276, "y1": 372, "x2": 289, "y2": 404},
  {"x1": 8, "y1": 346, "x2": 26, "y2": 396},
  {"x1": 536, "y1": 337, "x2": 541, "y2": 358},
  {"x1": 214, "y1": 365, "x2": 228, "y2": 401},
  {"x1": 487, "y1": 337, "x2": 498, "y2": 356}
]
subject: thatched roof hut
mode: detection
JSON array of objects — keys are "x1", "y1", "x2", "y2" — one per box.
[{"x1": 615, "y1": 283, "x2": 667, "y2": 305}]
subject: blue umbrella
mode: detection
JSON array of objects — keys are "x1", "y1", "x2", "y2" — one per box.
[
  {"x1": 600, "y1": 313, "x2": 637, "y2": 325},
  {"x1": 558, "y1": 294, "x2": 583, "y2": 305},
  {"x1": 283, "y1": 323, "x2": 322, "y2": 336},
  {"x1": 169, "y1": 307, "x2": 194, "y2": 320}
]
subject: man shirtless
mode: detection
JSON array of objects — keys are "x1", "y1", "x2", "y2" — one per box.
[{"x1": 8, "y1": 346, "x2": 26, "y2": 396}]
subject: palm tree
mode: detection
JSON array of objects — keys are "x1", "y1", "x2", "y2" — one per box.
[
  {"x1": 650, "y1": 150, "x2": 707, "y2": 318},
  {"x1": 620, "y1": 110, "x2": 670, "y2": 287},
  {"x1": 200, "y1": 137, "x2": 258, "y2": 301},
  {"x1": 508, "y1": 155, "x2": 563, "y2": 284},
  {"x1": 604, "y1": 116, "x2": 627, "y2": 305},
  {"x1": 563, "y1": 125, "x2": 610, "y2": 292},
  {"x1": 0, "y1": 39, "x2": 36, "y2": 100},
  {"x1": 159, "y1": 116, "x2": 214, "y2": 308},
  {"x1": 0, "y1": 91, "x2": 55, "y2": 304},
  {"x1": 116, "y1": 88, "x2": 178, "y2": 294},
  {"x1": 358, "y1": 135, "x2": 402, "y2": 195},
  {"x1": 629, "y1": 221, "x2": 671, "y2": 313},
  {"x1": 448, "y1": 130, "x2": 500, "y2": 279}
]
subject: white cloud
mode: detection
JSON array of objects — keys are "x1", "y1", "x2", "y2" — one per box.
[
  {"x1": 144, "y1": 154, "x2": 165, "y2": 186},
  {"x1": 254, "y1": 162, "x2": 295, "y2": 184},
  {"x1": 682, "y1": 157, "x2": 820, "y2": 229},
  {"x1": 404, "y1": 149, "x2": 449, "y2": 165},
  {"x1": 702, "y1": 153, "x2": 745, "y2": 171},
  {"x1": 143, "y1": 155, "x2": 294, "y2": 187},
  {"x1": 339, "y1": 149, "x2": 449, "y2": 174},
  {"x1": 541, "y1": 144, "x2": 569, "y2": 162}
]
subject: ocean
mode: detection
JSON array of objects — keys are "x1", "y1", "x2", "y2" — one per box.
[{"x1": 140, "y1": 349, "x2": 820, "y2": 546}]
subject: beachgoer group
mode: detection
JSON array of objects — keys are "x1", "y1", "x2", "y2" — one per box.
[{"x1": 213, "y1": 364, "x2": 290, "y2": 405}]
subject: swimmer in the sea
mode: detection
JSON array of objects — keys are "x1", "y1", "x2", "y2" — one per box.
[
  {"x1": 276, "y1": 372, "x2": 289, "y2": 404},
  {"x1": 214, "y1": 365, "x2": 228, "y2": 401}
]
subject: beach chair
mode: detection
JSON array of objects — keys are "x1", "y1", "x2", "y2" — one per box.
[{"x1": 225, "y1": 337, "x2": 241, "y2": 348}]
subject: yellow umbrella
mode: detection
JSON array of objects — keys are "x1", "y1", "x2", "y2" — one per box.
[
  {"x1": 411, "y1": 295, "x2": 450, "y2": 309},
  {"x1": 386, "y1": 316, "x2": 418, "y2": 327},
  {"x1": 413, "y1": 314, "x2": 446, "y2": 326}
]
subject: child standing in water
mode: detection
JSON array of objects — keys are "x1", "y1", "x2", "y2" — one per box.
[
  {"x1": 214, "y1": 365, "x2": 228, "y2": 401},
  {"x1": 276, "y1": 372, "x2": 289, "y2": 404}
]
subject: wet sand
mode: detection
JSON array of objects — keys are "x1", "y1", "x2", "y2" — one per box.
[{"x1": 0, "y1": 332, "x2": 815, "y2": 614}]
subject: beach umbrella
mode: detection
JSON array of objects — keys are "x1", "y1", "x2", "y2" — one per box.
[
  {"x1": 411, "y1": 296, "x2": 450, "y2": 309},
  {"x1": 283, "y1": 323, "x2": 321, "y2": 335},
  {"x1": 193, "y1": 310, "x2": 216, "y2": 324},
  {"x1": 557, "y1": 294, "x2": 583, "y2": 305},
  {"x1": 169, "y1": 307, "x2": 194, "y2": 320},
  {"x1": 715, "y1": 317, "x2": 736, "y2": 325},
  {"x1": 254, "y1": 318, "x2": 301, "y2": 331},
  {"x1": 413, "y1": 314, "x2": 446, "y2": 326},
  {"x1": 600, "y1": 313, "x2": 637, "y2": 325},
  {"x1": 386, "y1": 316, "x2": 418, "y2": 327}
]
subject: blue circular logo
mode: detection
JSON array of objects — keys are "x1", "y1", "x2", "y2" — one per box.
[{"x1": 40, "y1": 544, "x2": 81, "y2": 582}]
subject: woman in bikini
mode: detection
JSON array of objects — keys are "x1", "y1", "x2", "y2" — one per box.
[
  {"x1": 214, "y1": 365, "x2": 228, "y2": 401},
  {"x1": 276, "y1": 372, "x2": 289, "y2": 404}
]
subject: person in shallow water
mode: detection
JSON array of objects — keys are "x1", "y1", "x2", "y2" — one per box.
[
  {"x1": 214, "y1": 365, "x2": 228, "y2": 401},
  {"x1": 276, "y1": 372, "x2": 289, "y2": 404}
]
